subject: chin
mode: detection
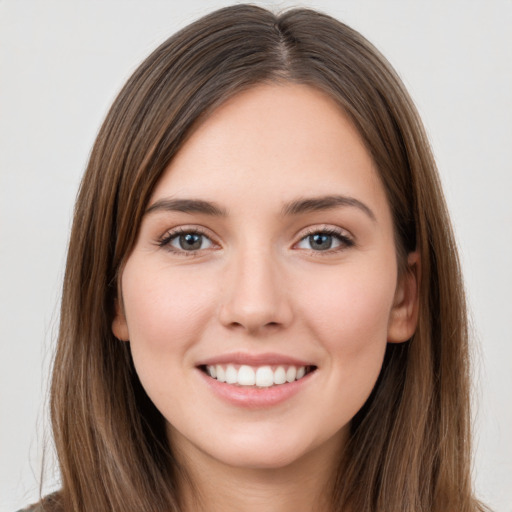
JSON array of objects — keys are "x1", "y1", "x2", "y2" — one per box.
[
  {"x1": 184, "y1": 423, "x2": 347, "y2": 473},
  {"x1": 219, "y1": 444, "x2": 306, "y2": 470}
]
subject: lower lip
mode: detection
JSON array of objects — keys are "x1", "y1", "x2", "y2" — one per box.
[{"x1": 197, "y1": 369, "x2": 316, "y2": 408}]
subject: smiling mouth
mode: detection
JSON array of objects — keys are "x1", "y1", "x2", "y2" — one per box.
[{"x1": 199, "y1": 364, "x2": 317, "y2": 388}]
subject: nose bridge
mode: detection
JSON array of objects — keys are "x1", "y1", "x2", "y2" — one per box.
[{"x1": 219, "y1": 239, "x2": 291, "y2": 332}]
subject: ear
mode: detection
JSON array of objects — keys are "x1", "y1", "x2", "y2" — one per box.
[
  {"x1": 112, "y1": 297, "x2": 130, "y2": 341},
  {"x1": 387, "y1": 251, "x2": 420, "y2": 343}
]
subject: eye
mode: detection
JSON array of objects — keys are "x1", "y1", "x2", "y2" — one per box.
[
  {"x1": 295, "y1": 229, "x2": 354, "y2": 252},
  {"x1": 158, "y1": 228, "x2": 215, "y2": 254},
  {"x1": 171, "y1": 232, "x2": 212, "y2": 251}
]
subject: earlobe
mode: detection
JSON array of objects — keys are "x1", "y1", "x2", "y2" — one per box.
[
  {"x1": 387, "y1": 251, "x2": 421, "y2": 343},
  {"x1": 112, "y1": 297, "x2": 130, "y2": 341}
]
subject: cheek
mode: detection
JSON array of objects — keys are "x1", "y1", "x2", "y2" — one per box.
[
  {"x1": 299, "y1": 260, "x2": 397, "y2": 377},
  {"x1": 120, "y1": 262, "x2": 222, "y2": 415},
  {"x1": 121, "y1": 262, "x2": 216, "y2": 366}
]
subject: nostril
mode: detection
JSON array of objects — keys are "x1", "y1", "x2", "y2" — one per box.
[{"x1": 225, "y1": 320, "x2": 283, "y2": 332}]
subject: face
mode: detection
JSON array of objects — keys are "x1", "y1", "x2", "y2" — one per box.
[{"x1": 113, "y1": 84, "x2": 418, "y2": 473}]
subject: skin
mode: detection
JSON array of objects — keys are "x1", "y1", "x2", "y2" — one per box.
[{"x1": 113, "y1": 83, "x2": 419, "y2": 512}]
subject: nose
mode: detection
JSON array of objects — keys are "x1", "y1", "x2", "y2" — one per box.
[{"x1": 218, "y1": 246, "x2": 293, "y2": 334}]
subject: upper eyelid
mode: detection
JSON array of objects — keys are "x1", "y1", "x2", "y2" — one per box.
[
  {"x1": 159, "y1": 225, "x2": 215, "y2": 239},
  {"x1": 295, "y1": 224, "x2": 354, "y2": 240}
]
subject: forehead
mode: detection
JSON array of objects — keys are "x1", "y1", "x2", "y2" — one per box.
[{"x1": 150, "y1": 83, "x2": 388, "y2": 219}]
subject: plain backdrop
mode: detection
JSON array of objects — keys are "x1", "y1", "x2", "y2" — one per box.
[{"x1": 1, "y1": 1, "x2": 511, "y2": 511}]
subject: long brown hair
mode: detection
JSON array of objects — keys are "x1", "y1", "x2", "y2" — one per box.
[{"x1": 46, "y1": 4, "x2": 485, "y2": 511}]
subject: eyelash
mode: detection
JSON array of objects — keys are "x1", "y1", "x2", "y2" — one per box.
[
  {"x1": 156, "y1": 226, "x2": 355, "y2": 256},
  {"x1": 295, "y1": 227, "x2": 355, "y2": 254},
  {"x1": 157, "y1": 227, "x2": 216, "y2": 257}
]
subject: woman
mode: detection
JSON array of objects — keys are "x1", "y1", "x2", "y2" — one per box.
[{"x1": 22, "y1": 4, "x2": 487, "y2": 511}]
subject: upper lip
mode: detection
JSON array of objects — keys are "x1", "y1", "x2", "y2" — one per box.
[{"x1": 196, "y1": 352, "x2": 315, "y2": 367}]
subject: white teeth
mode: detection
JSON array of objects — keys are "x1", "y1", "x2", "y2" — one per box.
[
  {"x1": 273, "y1": 366, "x2": 286, "y2": 385},
  {"x1": 238, "y1": 365, "x2": 256, "y2": 385},
  {"x1": 216, "y1": 365, "x2": 226, "y2": 383},
  {"x1": 225, "y1": 364, "x2": 238, "y2": 384},
  {"x1": 255, "y1": 366, "x2": 274, "y2": 387},
  {"x1": 204, "y1": 364, "x2": 311, "y2": 387},
  {"x1": 286, "y1": 366, "x2": 297, "y2": 383}
]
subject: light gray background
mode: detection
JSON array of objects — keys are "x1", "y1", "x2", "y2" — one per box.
[{"x1": 1, "y1": 1, "x2": 511, "y2": 511}]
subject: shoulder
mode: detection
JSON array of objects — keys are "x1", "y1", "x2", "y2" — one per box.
[
  {"x1": 16, "y1": 492, "x2": 63, "y2": 512},
  {"x1": 16, "y1": 502, "x2": 49, "y2": 512}
]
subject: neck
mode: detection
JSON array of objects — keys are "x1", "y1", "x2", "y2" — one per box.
[{"x1": 173, "y1": 433, "x2": 345, "y2": 512}]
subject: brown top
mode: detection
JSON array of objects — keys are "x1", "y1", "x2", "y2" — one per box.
[{"x1": 17, "y1": 492, "x2": 60, "y2": 512}]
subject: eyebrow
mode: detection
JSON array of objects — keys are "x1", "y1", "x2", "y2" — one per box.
[
  {"x1": 145, "y1": 198, "x2": 228, "y2": 216},
  {"x1": 281, "y1": 195, "x2": 376, "y2": 221},
  {"x1": 145, "y1": 194, "x2": 376, "y2": 221}
]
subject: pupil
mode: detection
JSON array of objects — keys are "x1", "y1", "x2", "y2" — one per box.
[
  {"x1": 310, "y1": 234, "x2": 332, "y2": 250},
  {"x1": 180, "y1": 233, "x2": 202, "y2": 250}
]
